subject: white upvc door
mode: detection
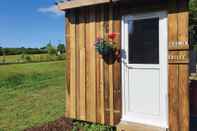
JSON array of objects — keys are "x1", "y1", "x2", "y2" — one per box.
[{"x1": 121, "y1": 11, "x2": 168, "y2": 128}]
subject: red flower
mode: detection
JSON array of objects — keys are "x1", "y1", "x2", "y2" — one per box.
[{"x1": 108, "y1": 32, "x2": 116, "y2": 40}]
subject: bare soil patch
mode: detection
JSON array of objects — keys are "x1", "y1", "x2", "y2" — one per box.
[{"x1": 24, "y1": 117, "x2": 73, "y2": 131}]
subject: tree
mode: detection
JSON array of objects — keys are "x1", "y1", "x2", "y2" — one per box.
[
  {"x1": 189, "y1": 0, "x2": 197, "y2": 46},
  {"x1": 189, "y1": 0, "x2": 197, "y2": 26},
  {"x1": 189, "y1": 0, "x2": 197, "y2": 13},
  {"x1": 20, "y1": 53, "x2": 25, "y2": 60},
  {"x1": 57, "y1": 44, "x2": 65, "y2": 54},
  {"x1": 25, "y1": 55, "x2": 32, "y2": 62},
  {"x1": 0, "y1": 47, "x2": 2, "y2": 56},
  {"x1": 0, "y1": 47, "x2": 5, "y2": 63},
  {"x1": 0, "y1": 46, "x2": 6, "y2": 63},
  {"x1": 40, "y1": 46, "x2": 47, "y2": 50},
  {"x1": 47, "y1": 43, "x2": 57, "y2": 56}
]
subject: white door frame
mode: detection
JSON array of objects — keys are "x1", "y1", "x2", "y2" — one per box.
[{"x1": 121, "y1": 11, "x2": 168, "y2": 128}]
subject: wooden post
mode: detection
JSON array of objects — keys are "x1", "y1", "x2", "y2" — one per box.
[{"x1": 168, "y1": 0, "x2": 189, "y2": 130}]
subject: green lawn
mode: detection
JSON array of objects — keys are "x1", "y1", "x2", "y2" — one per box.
[
  {"x1": 0, "y1": 54, "x2": 48, "y2": 63},
  {"x1": 0, "y1": 54, "x2": 65, "y2": 64},
  {"x1": 0, "y1": 61, "x2": 66, "y2": 131}
]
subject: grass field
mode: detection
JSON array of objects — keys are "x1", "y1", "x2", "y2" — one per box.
[
  {"x1": 0, "y1": 54, "x2": 65, "y2": 64},
  {"x1": 0, "y1": 61, "x2": 65, "y2": 131}
]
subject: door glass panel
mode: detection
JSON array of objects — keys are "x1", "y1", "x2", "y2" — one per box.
[{"x1": 128, "y1": 18, "x2": 159, "y2": 64}]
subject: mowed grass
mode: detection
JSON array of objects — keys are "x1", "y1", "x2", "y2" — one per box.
[
  {"x1": 0, "y1": 54, "x2": 49, "y2": 63},
  {"x1": 0, "y1": 61, "x2": 66, "y2": 131}
]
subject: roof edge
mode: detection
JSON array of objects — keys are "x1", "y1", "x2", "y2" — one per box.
[{"x1": 58, "y1": 0, "x2": 112, "y2": 11}]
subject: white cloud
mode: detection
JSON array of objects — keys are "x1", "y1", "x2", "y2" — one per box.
[{"x1": 38, "y1": 5, "x2": 64, "y2": 16}]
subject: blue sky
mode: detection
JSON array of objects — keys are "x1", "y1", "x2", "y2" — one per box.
[{"x1": 0, "y1": 0, "x2": 65, "y2": 48}]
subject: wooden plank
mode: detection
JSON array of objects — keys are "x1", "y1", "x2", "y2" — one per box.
[
  {"x1": 78, "y1": 9, "x2": 86, "y2": 121},
  {"x1": 79, "y1": 50, "x2": 86, "y2": 120},
  {"x1": 85, "y1": 7, "x2": 97, "y2": 122},
  {"x1": 65, "y1": 11, "x2": 71, "y2": 117},
  {"x1": 113, "y1": 4, "x2": 121, "y2": 125},
  {"x1": 177, "y1": 10, "x2": 189, "y2": 131},
  {"x1": 168, "y1": 2, "x2": 180, "y2": 129},
  {"x1": 168, "y1": 1, "x2": 189, "y2": 131},
  {"x1": 168, "y1": 43, "x2": 189, "y2": 51},
  {"x1": 69, "y1": 10, "x2": 77, "y2": 119},
  {"x1": 168, "y1": 64, "x2": 179, "y2": 131},
  {"x1": 108, "y1": 5, "x2": 114, "y2": 125},
  {"x1": 178, "y1": 64, "x2": 189, "y2": 131},
  {"x1": 75, "y1": 10, "x2": 81, "y2": 119},
  {"x1": 104, "y1": 63, "x2": 110, "y2": 124},
  {"x1": 104, "y1": 5, "x2": 110, "y2": 124},
  {"x1": 96, "y1": 6, "x2": 101, "y2": 123},
  {"x1": 89, "y1": 6, "x2": 97, "y2": 122},
  {"x1": 100, "y1": 57, "x2": 105, "y2": 124},
  {"x1": 168, "y1": 50, "x2": 189, "y2": 64},
  {"x1": 99, "y1": 5, "x2": 105, "y2": 124},
  {"x1": 58, "y1": 0, "x2": 111, "y2": 10},
  {"x1": 85, "y1": 8, "x2": 91, "y2": 122},
  {"x1": 179, "y1": 64, "x2": 189, "y2": 131}
]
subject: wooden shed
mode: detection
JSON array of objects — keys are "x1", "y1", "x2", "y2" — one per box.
[{"x1": 58, "y1": 0, "x2": 190, "y2": 130}]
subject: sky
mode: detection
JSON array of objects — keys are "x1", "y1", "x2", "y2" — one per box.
[{"x1": 0, "y1": 0, "x2": 65, "y2": 48}]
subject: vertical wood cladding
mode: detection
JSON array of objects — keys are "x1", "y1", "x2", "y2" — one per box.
[
  {"x1": 65, "y1": 1, "x2": 189, "y2": 130},
  {"x1": 168, "y1": 0, "x2": 189, "y2": 131},
  {"x1": 66, "y1": 4, "x2": 121, "y2": 125}
]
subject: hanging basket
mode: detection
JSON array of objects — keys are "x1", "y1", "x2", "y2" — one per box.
[
  {"x1": 94, "y1": 34, "x2": 120, "y2": 64},
  {"x1": 95, "y1": 32, "x2": 120, "y2": 64},
  {"x1": 95, "y1": 40, "x2": 116, "y2": 56}
]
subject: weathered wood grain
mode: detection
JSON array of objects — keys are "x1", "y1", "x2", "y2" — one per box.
[
  {"x1": 103, "y1": 5, "x2": 110, "y2": 124},
  {"x1": 108, "y1": 5, "x2": 114, "y2": 125},
  {"x1": 89, "y1": 6, "x2": 97, "y2": 122},
  {"x1": 168, "y1": 0, "x2": 189, "y2": 131},
  {"x1": 85, "y1": 7, "x2": 93, "y2": 122},
  {"x1": 99, "y1": 5, "x2": 106, "y2": 124},
  {"x1": 177, "y1": 10, "x2": 189, "y2": 131},
  {"x1": 168, "y1": 1, "x2": 179, "y2": 131},
  {"x1": 95, "y1": 6, "x2": 101, "y2": 123},
  {"x1": 69, "y1": 10, "x2": 77, "y2": 119},
  {"x1": 65, "y1": 11, "x2": 71, "y2": 118},
  {"x1": 75, "y1": 10, "x2": 80, "y2": 119},
  {"x1": 78, "y1": 9, "x2": 86, "y2": 121},
  {"x1": 113, "y1": 4, "x2": 121, "y2": 125}
]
